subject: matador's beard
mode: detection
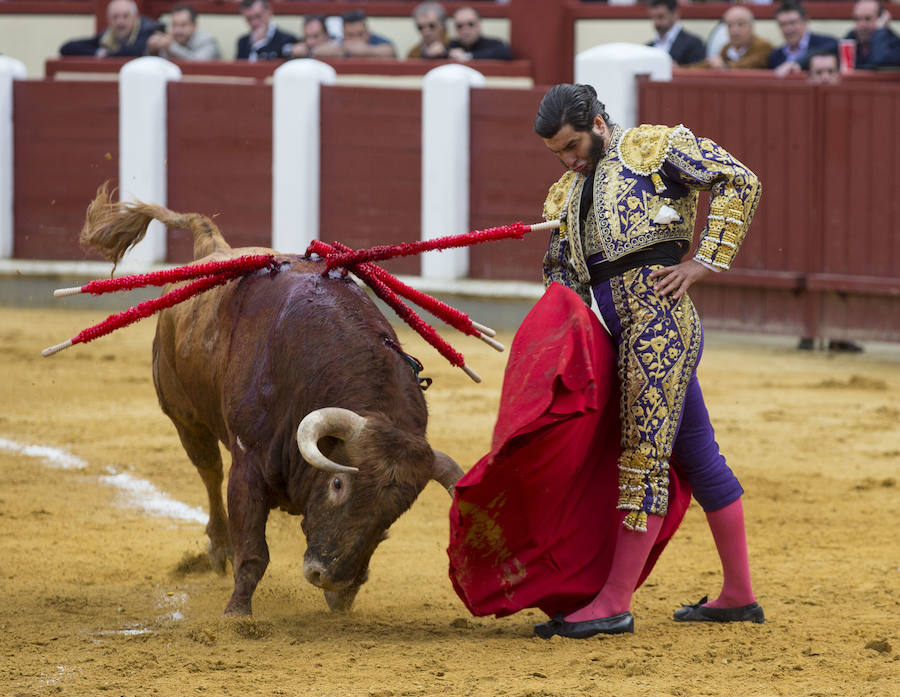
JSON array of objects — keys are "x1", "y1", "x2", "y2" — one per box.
[{"x1": 587, "y1": 130, "x2": 608, "y2": 171}]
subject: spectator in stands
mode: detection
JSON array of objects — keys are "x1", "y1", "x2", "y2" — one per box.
[
  {"x1": 701, "y1": 5, "x2": 773, "y2": 70},
  {"x1": 646, "y1": 0, "x2": 706, "y2": 66},
  {"x1": 60, "y1": 0, "x2": 160, "y2": 57},
  {"x1": 290, "y1": 15, "x2": 342, "y2": 59},
  {"x1": 769, "y1": 1, "x2": 838, "y2": 77},
  {"x1": 407, "y1": 2, "x2": 451, "y2": 59},
  {"x1": 807, "y1": 49, "x2": 840, "y2": 84},
  {"x1": 236, "y1": 0, "x2": 297, "y2": 61},
  {"x1": 447, "y1": 6, "x2": 513, "y2": 61},
  {"x1": 845, "y1": 0, "x2": 900, "y2": 69},
  {"x1": 145, "y1": 4, "x2": 221, "y2": 61},
  {"x1": 339, "y1": 9, "x2": 397, "y2": 58}
]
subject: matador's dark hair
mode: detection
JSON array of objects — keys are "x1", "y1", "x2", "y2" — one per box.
[{"x1": 533, "y1": 83, "x2": 613, "y2": 138}]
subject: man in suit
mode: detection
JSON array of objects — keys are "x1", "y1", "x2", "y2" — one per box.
[
  {"x1": 236, "y1": 0, "x2": 297, "y2": 61},
  {"x1": 647, "y1": 0, "x2": 706, "y2": 66},
  {"x1": 769, "y1": 1, "x2": 838, "y2": 77},
  {"x1": 447, "y1": 6, "x2": 513, "y2": 61},
  {"x1": 845, "y1": 0, "x2": 900, "y2": 70},
  {"x1": 60, "y1": 0, "x2": 160, "y2": 57}
]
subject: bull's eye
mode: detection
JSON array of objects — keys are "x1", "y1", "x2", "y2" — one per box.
[{"x1": 332, "y1": 477, "x2": 343, "y2": 491}]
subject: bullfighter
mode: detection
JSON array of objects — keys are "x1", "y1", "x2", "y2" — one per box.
[{"x1": 532, "y1": 83, "x2": 765, "y2": 639}]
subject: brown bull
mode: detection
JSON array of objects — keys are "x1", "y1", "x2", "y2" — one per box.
[{"x1": 79, "y1": 186, "x2": 464, "y2": 616}]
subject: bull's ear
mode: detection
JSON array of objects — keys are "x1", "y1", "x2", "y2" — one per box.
[{"x1": 431, "y1": 450, "x2": 464, "y2": 496}]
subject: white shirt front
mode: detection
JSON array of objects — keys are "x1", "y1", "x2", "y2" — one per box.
[{"x1": 652, "y1": 23, "x2": 683, "y2": 55}]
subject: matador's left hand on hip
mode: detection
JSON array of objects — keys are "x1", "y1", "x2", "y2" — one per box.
[{"x1": 649, "y1": 259, "x2": 710, "y2": 300}]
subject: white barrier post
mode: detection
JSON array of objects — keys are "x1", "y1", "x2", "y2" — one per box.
[
  {"x1": 118, "y1": 57, "x2": 182, "y2": 265},
  {"x1": 421, "y1": 64, "x2": 485, "y2": 280},
  {"x1": 272, "y1": 60, "x2": 336, "y2": 253},
  {"x1": 0, "y1": 57, "x2": 26, "y2": 259},
  {"x1": 575, "y1": 43, "x2": 672, "y2": 129}
]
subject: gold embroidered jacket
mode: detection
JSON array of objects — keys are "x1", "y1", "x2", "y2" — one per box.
[{"x1": 541, "y1": 124, "x2": 762, "y2": 305}]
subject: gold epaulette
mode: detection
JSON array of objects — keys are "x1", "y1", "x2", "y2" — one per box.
[
  {"x1": 542, "y1": 170, "x2": 577, "y2": 222},
  {"x1": 617, "y1": 124, "x2": 690, "y2": 177}
]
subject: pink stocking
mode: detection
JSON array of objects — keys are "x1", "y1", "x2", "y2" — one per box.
[
  {"x1": 565, "y1": 513, "x2": 665, "y2": 622},
  {"x1": 704, "y1": 498, "x2": 756, "y2": 608}
]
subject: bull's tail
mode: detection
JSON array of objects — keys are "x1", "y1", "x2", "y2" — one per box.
[{"x1": 79, "y1": 182, "x2": 231, "y2": 271}]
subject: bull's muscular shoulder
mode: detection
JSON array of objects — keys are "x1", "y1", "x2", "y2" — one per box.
[
  {"x1": 617, "y1": 123, "x2": 687, "y2": 175},
  {"x1": 542, "y1": 170, "x2": 578, "y2": 222}
]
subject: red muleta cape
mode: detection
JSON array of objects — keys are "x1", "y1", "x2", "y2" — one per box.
[{"x1": 447, "y1": 283, "x2": 692, "y2": 618}]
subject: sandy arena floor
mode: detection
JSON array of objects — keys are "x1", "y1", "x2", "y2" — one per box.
[{"x1": 1, "y1": 305, "x2": 898, "y2": 696}]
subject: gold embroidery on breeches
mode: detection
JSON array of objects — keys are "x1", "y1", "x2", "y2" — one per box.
[{"x1": 609, "y1": 266, "x2": 703, "y2": 531}]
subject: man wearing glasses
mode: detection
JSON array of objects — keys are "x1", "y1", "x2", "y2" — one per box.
[
  {"x1": 407, "y1": 1, "x2": 450, "y2": 59},
  {"x1": 447, "y1": 6, "x2": 513, "y2": 62}
]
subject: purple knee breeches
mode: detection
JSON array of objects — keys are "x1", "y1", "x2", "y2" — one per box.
[{"x1": 592, "y1": 266, "x2": 744, "y2": 514}]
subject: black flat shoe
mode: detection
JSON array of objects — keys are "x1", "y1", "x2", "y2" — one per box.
[
  {"x1": 828, "y1": 339, "x2": 864, "y2": 353},
  {"x1": 673, "y1": 595, "x2": 765, "y2": 624},
  {"x1": 533, "y1": 614, "x2": 563, "y2": 639},
  {"x1": 534, "y1": 611, "x2": 634, "y2": 639}
]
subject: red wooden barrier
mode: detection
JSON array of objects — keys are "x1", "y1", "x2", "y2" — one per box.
[
  {"x1": 815, "y1": 82, "x2": 900, "y2": 340},
  {"x1": 9, "y1": 76, "x2": 900, "y2": 340},
  {"x1": 638, "y1": 76, "x2": 812, "y2": 335},
  {"x1": 13, "y1": 81, "x2": 118, "y2": 261},
  {"x1": 639, "y1": 75, "x2": 900, "y2": 341},
  {"x1": 468, "y1": 87, "x2": 559, "y2": 282},
  {"x1": 166, "y1": 82, "x2": 272, "y2": 262},
  {"x1": 320, "y1": 85, "x2": 422, "y2": 276},
  {"x1": 45, "y1": 58, "x2": 534, "y2": 82}
]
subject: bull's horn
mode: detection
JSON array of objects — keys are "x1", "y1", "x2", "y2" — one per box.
[
  {"x1": 432, "y1": 450, "x2": 464, "y2": 496},
  {"x1": 296, "y1": 408, "x2": 367, "y2": 474}
]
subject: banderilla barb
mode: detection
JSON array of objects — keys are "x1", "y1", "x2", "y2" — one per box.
[
  {"x1": 41, "y1": 255, "x2": 285, "y2": 357},
  {"x1": 42, "y1": 219, "x2": 561, "y2": 383}
]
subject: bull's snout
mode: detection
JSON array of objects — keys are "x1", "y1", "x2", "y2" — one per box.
[
  {"x1": 303, "y1": 557, "x2": 354, "y2": 592},
  {"x1": 303, "y1": 558, "x2": 327, "y2": 588},
  {"x1": 304, "y1": 559, "x2": 363, "y2": 612}
]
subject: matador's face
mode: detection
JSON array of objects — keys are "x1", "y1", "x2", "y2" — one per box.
[{"x1": 541, "y1": 115, "x2": 610, "y2": 175}]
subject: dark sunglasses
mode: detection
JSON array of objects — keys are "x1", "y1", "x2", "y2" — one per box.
[
  {"x1": 455, "y1": 20, "x2": 477, "y2": 29},
  {"x1": 417, "y1": 21, "x2": 438, "y2": 31}
]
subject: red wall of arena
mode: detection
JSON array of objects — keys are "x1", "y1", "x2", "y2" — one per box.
[
  {"x1": 10, "y1": 76, "x2": 900, "y2": 341},
  {"x1": 13, "y1": 81, "x2": 119, "y2": 261},
  {"x1": 639, "y1": 74, "x2": 900, "y2": 341},
  {"x1": 469, "y1": 88, "x2": 560, "y2": 283},
  {"x1": 320, "y1": 85, "x2": 422, "y2": 277},
  {"x1": 167, "y1": 82, "x2": 273, "y2": 259}
]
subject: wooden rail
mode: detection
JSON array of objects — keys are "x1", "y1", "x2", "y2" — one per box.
[{"x1": 45, "y1": 57, "x2": 534, "y2": 81}]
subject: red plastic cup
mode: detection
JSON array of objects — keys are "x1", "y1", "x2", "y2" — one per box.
[{"x1": 839, "y1": 39, "x2": 856, "y2": 73}]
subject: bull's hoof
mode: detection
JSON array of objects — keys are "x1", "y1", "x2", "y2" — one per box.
[
  {"x1": 223, "y1": 597, "x2": 252, "y2": 617},
  {"x1": 206, "y1": 541, "x2": 231, "y2": 575},
  {"x1": 324, "y1": 586, "x2": 359, "y2": 612}
]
